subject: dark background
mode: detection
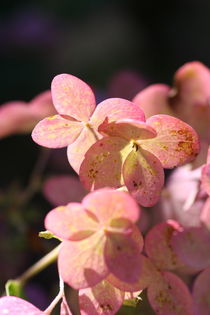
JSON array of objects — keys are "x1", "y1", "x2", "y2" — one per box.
[{"x1": 0, "y1": 0, "x2": 210, "y2": 312}]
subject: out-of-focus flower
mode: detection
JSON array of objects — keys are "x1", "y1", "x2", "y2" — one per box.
[
  {"x1": 133, "y1": 61, "x2": 210, "y2": 165},
  {"x1": 0, "y1": 90, "x2": 55, "y2": 139},
  {"x1": 160, "y1": 164, "x2": 204, "y2": 227},
  {"x1": 43, "y1": 175, "x2": 87, "y2": 206},
  {"x1": 107, "y1": 70, "x2": 148, "y2": 100},
  {"x1": 45, "y1": 188, "x2": 143, "y2": 289}
]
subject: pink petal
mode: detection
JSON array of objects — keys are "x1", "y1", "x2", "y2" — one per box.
[
  {"x1": 123, "y1": 148, "x2": 164, "y2": 207},
  {"x1": 67, "y1": 127, "x2": 101, "y2": 173},
  {"x1": 171, "y1": 61, "x2": 210, "y2": 121},
  {"x1": 51, "y1": 74, "x2": 96, "y2": 121},
  {"x1": 200, "y1": 197, "x2": 210, "y2": 229},
  {"x1": 60, "y1": 297, "x2": 72, "y2": 315},
  {"x1": 82, "y1": 188, "x2": 140, "y2": 225},
  {"x1": 108, "y1": 70, "x2": 148, "y2": 100},
  {"x1": 90, "y1": 98, "x2": 145, "y2": 129},
  {"x1": 132, "y1": 84, "x2": 173, "y2": 118},
  {"x1": 139, "y1": 114, "x2": 200, "y2": 168},
  {"x1": 207, "y1": 147, "x2": 210, "y2": 164},
  {"x1": 58, "y1": 233, "x2": 108, "y2": 289},
  {"x1": 45, "y1": 203, "x2": 99, "y2": 241},
  {"x1": 147, "y1": 271, "x2": 193, "y2": 315},
  {"x1": 0, "y1": 92, "x2": 56, "y2": 139},
  {"x1": 104, "y1": 225, "x2": 143, "y2": 283},
  {"x1": 98, "y1": 119, "x2": 156, "y2": 141},
  {"x1": 171, "y1": 226, "x2": 210, "y2": 270},
  {"x1": 0, "y1": 101, "x2": 34, "y2": 138},
  {"x1": 107, "y1": 255, "x2": 159, "y2": 292},
  {"x1": 160, "y1": 164, "x2": 203, "y2": 228},
  {"x1": 192, "y1": 266, "x2": 210, "y2": 315},
  {"x1": 145, "y1": 221, "x2": 184, "y2": 270},
  {"x1": 79, "y1": 137, "x2": 129, "y2": 191},
  {"x1": 201, "y1": 163, "x2": 210, "y2": 196},
  {"x1": 0, "y1": 296, "x2": 44, "y2": 315},
  {"x1": 43, "y1": 175, "x2": 87, "y2": 206},
  {"x1": 32, "y1": 115, "x2": 83, "y2": 148},
  {"x1": 79, "y1": 280, "x2": 124, "y2": 315},
  {"x1": 29, "y1": 90, "x2": 56, "y2": 118}
]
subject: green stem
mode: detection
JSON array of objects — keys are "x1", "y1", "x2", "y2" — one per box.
[{"x1": 19, "y1": 148, "x2": 51, "y2": 205}]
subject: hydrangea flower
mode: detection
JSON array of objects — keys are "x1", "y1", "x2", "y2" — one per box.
[
  {"x1": 108, "y1": 220, "x2": 194, "y2": 315},
  {"x1": 32, "y1": 74, "x2": 145, "y2": 173},
  {"x1": 45, "y1": 188, "x2": 143, "y2": 289},
  {"x1": 80, "y1": 114, "x2": 199, "y2": 207},
  {"x1": 0, "y1": 296, "x2": 45, "y2": 315},
  {"x1": 133, "y1": 61, "x2": 210, "y2": 165},
  {"x1": 0, "y1": 90, "x2": 55, "y2": 139}
]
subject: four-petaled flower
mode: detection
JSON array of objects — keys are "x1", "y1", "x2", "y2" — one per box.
[
  {"x1": 32, "y1": 74, "x2": 144, "y2": 173},
  {"x1": 45, "y1": 188, "x2": 143, "y2": 289},
  {"x1": 80, "y1": 114, "x2": 199, "y2": 206}
]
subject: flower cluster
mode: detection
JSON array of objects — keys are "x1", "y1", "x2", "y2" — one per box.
[
  {"x1": 32, "y1": 73, "x2": 199, "y2": 207},
  {"x1": 3, "y1": 62, "x2": 210, "y2": 315}
]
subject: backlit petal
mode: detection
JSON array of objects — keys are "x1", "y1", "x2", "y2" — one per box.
[
  {"x1": 90, "y1": 98, "x2": 145, "y2": 129},
  {"x1": 32, "y1": 115, "x2": 83, "y2": 148},
  {"x1": 107, "y1": 255, "x2": 159, "y2": 292},
  {"x1": 67, "y1": 127, "x2": 101, "y2": 173},
  {"x1": 99, "y1": 119, "x2": 156, "y2": 141},
  {"x1": 79, "y1": 137, "x2": 130, "y2": 191},
  {"x1": 147, "y1": 271, "x2": 193, "y2": 315},
  {"x1": 104, "y1": 226, "x2": 143, "y2": 283},
  {"x1": 139, "y1": 114, "x2": 200, "y2": 168},
  {"x1": 79, "y1": 280, "x2": 124, "y2": 315},
  {"x1": 51, "y1": 74, "x2": 96, "y2": 121},
  {"x1": 123, "y1": 148, "x2": 164, "y2": 207},
  {"x1": 82, "y1": 188, "x2": 140, "y2": 225},
  {"x1": 58, "y1": 232, "x2": 108, "y2": 289},
  {"x1": 45, "y1": 203, "x2": 99, "y2": 241},
  {"x1": 145, "y1": 220, "x2": 184, "y2": 270},
  {"x1": 171, "y1": 226, "x2": 210, "y2": 270}
]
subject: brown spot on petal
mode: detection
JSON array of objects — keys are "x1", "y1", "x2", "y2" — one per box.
[
  {"x1": 100, "y1": 304, "x2": 113, "y2": 311},
  {"x1": 87, "y1": 168, "x2": 98, "y2": 180}
]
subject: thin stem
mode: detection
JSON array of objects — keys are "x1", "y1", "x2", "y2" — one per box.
[
  {"x1": 19, "y1": 148, "x2": 51, "y2": 205},
  {"x1": 44, "y1": 277, "x2": 64, "y2": 315},
  {"x1": 16, "y1": 244, "x2": 61, "y2": 285}
]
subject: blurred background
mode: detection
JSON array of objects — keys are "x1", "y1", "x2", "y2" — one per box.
[{"x1": 0, "y1": 0, "x2": 210, "y2": 313}]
